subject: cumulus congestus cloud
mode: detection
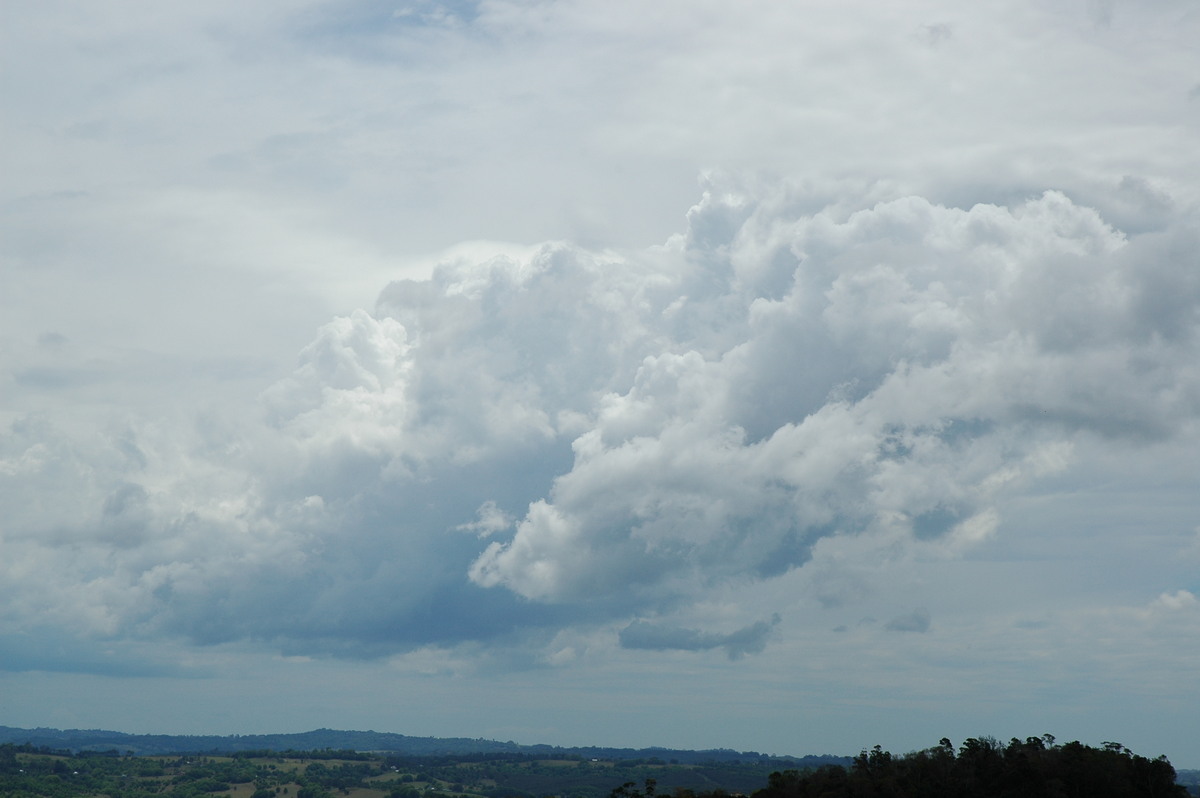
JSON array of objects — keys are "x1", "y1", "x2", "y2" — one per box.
[
  {"x1": 465, "y1": 186, "x2": 1198, "y2": 609},
  {"x1": 3, "y1": 181, "x2": 1198, "y2": 666}
]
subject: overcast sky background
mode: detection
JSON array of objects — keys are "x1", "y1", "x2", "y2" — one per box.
[{"x1": 3, "y1": 0, "x2": 1200, "y2": 767}]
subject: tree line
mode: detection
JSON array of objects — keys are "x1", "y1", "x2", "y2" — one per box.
[{"x1": 736, "y1": 735, "x2": 1186, "y2": 798}]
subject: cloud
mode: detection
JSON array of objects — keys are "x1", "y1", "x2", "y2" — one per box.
[
  {"x1": 466, "y1": 186, "x2": 1200, "y2": 621},
  {"x1": 1153, "y1": 590, "x2": 1198, "y2": 612},
  {"x1": 0, "y1": 629, "x2": 197, "y2": 678},
  {"x1": 915, "y1": 23, "x2": 953, "y2": 47},
  {"x1": 884, "y1": 609, "x2": 932, "y2": 634},
  {"x1": 457, "y1": 501, "x2": 515, "y2": 537},
  {"x1": 1086, "y1": 0, "x2": 1115, "y2": 28},
  {"x1": 619, "y1": 615, "x2": 781, "y2": 660},
  {"x1": 2, "y1": 179, "x2": 1199, "y2": 670}
]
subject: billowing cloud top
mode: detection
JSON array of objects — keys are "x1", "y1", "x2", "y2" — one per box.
[{"x1": 4, "y1": 179, "x2": 1197, "y2": 668}]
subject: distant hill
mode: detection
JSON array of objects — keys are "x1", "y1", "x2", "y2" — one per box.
[{"x1": 0, "y1": 725, "x2": 847, "y2": 767}]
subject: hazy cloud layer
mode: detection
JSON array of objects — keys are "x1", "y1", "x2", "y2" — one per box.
[
  {"x1": 884, "y1": 609, "x2": 932, "y2": 634},
  {"x1": 619, "y1": 615, "x2": 780, "y2": 659}
]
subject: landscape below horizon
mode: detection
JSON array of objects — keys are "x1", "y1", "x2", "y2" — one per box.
[{"x1": 0, "y1": 725, "x2": 1196, "y2": 797}]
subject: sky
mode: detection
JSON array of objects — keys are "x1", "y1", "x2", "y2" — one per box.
[{"x1": 2, "y1": 0, "x2": 1200, "y2": 768}]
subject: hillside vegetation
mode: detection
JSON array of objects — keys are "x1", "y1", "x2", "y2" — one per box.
[
  {"x1": 0, "y1": 743, "x2": 812, "y2": 798},
  {"x1": 0, "y1": 733, "x2": 1192, "y2": 798}
]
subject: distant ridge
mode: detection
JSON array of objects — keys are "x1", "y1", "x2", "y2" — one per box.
[
  {"x1": 0, "y1": 726, "x2": 530, "y2": 757},
  {"x1": 0, "y1": 725, "x2": 842, "y2": 766}
]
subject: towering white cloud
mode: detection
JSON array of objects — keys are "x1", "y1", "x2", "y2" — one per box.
[
  {"x1": 7, "y1": 179, "x2": 1194, "y2": 669},
  {"x1": 466, "y1": 185, "x2": 1200, "y2": 615}
]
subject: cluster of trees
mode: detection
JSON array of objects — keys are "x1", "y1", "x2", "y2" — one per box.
[
  {"x1": 745, "y1": 736, "x2": 1186, "y2": 798},
  {"x1": 1, "y1": 744, "x2": 169, "y2": 798}
]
